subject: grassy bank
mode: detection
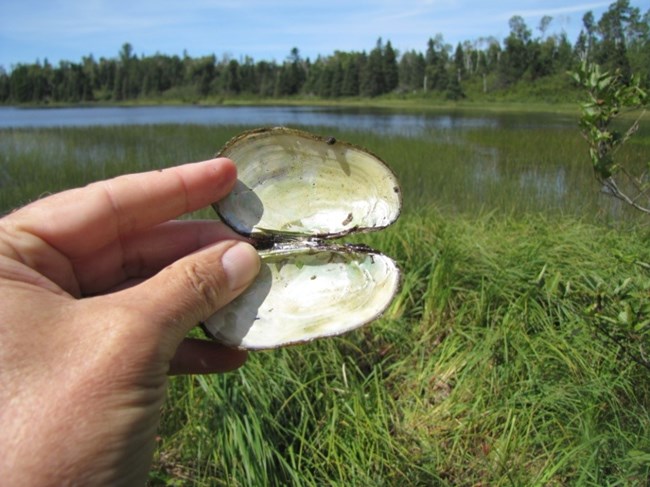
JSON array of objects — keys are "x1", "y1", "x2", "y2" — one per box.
[
  {"x1": 156, "y1": 212, "x2": 650, "y2": 485},
  {"x1": 1, "y1": 123, "x2": 649, "y2": 485}
]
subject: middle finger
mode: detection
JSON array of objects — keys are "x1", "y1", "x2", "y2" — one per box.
[{"x1": 73, "y1": 220, "x2": 246, "y2": 295}]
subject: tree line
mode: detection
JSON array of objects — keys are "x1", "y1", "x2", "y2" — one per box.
[{"x1": 1, "y1": 0, "x2": 647, "y2": 104}]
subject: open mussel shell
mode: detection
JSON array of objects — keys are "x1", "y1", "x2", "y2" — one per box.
[
  {"x1": 214, "y1": 127, "x2": 401, "y2": 240},
  {"x1": 205, "y1": 127, "x2": 402, "y2": 350},
  {"x1": 203, "y1": 245, "x2": 401, "y2": 350}
]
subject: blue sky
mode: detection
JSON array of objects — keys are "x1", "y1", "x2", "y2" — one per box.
[{"x1": 0, "y1": 0, "x2": 620, "y2": 69}]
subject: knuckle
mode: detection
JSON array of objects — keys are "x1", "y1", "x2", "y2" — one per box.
[{"x1": 181, "y1": 260, "x2": 224, "y2": 310}]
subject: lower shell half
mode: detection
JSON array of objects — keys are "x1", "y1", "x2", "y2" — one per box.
[{"x1": 203, "y1": 245, "x2": 400, "y2": 350}]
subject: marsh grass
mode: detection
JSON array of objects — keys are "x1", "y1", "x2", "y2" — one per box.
[
  {"x1": 2, "y1": 122, "x2": 650, "y2": 485},
  {"x1": 151, "y1": 213, "x2": 650, "y2": 486},
  {"x1": 2, "y1": 123, "x2": 648, "y2": 223}
]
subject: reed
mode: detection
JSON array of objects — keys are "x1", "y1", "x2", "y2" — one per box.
[{"x1": 2, "y1": 123, "x2": 648, "y2": 224}]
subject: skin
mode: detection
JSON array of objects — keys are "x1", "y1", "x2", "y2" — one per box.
[{"x1": 0, "y1": 158, "x2": 261, "y2": 486}]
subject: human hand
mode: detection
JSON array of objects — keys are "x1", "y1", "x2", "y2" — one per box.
[{"x1": 0, "y1": 158, "x2": 260, "y2": 486}]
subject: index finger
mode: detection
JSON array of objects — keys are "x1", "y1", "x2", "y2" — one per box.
[{"x1": 11, "y1": 158, "x2": 237, "y2": 259}]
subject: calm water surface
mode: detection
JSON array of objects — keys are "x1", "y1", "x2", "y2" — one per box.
[{"x1": 0, "y1": 105, "x2": 575, "y2": 135}]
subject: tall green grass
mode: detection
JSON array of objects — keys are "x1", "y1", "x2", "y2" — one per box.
[
  {"x1": 150, "y1": 212, "x2": 650, "y2": 486},
  {"x1": 1, "y1": 122, "x2": 648, "y2": 223},
  {"x1": 1, "y1": 122, "x2": 649, "y2": 485}
]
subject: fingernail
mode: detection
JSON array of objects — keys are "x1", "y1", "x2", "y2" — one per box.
[{"x1": 221, "y1": 242, "x2": 260, "y2": 292}]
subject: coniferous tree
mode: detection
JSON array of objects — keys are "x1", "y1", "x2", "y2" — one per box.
[
  {"x1": 0, "y1": 68, "x2": 9, "y2": 102},
  {"x1": 275, "y1": 47, "x2": 306, "y2": 96},
  {"x1": 446, "y1": 70, "x2": 465, "y2": 100},
  {"x1": 424, "y1": 36, "x2": 450, "y2": 93},
  {"x1": 453, "y1": 43, "x2": 465, "y2": 81},
  {"x1": 399, "y1": 50, "x2": 425, "y2": 91},
  {"x1": 362, "y1": 39, "x2": 385, "y2": 97},
  {"x1": 256, "y1": 60, "x2": 276, "y2": 97},
  {"x1": 383, "y1": 41, "x2": 399, "y2": 92},
  {"x1": 341, "y1": 53, "x2": 361, "y2": 96},
  {"x1": 500, "y1": 15, "x2": 532, "y2": 85},
  {"x1": 223, "y1": 59, "x2": 241, "y2": 95}
]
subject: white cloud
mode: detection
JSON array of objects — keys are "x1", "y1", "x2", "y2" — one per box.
[{"x1": 0, "y1": 0, "x2": 617, "y2": 67}]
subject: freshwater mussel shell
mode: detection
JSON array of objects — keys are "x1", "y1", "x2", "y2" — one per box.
[
  {"x1": 213, "y1": 127, "x2": 401, "y2": 241},
  {"x1": 203, "y1": 244, "x2": 401, "y2": 350},
  {"x1": 205, "y1": 127, "x2": 402, "y2": 350}
]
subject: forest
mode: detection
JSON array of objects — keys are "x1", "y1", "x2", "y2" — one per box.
[{"x1": 1, "y1": 0, "x2": 648, "y2": 104}]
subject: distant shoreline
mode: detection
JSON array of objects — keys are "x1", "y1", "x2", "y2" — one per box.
[{"x1": 1, "y1": 96, "x2": 582, "y2": 115}]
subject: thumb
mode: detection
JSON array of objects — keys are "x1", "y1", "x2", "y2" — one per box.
[{"x1": 130, "y1": 240, "x2": 260, "y2": 348}]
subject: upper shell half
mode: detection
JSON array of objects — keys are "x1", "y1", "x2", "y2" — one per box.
[
  {"x1": 213, "y1": 127, "x2": 401, "y2": 240},
  {"x1": 204, "y1": 127, "x2": 402, "y2": 350}
]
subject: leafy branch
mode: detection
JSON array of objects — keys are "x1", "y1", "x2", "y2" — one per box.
[{"x1": 570, "y1": 61, "x2": 649, "y2": 215}]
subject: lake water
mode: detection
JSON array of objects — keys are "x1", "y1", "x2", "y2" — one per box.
[{"x1": 0, "y1": 105, "x2": 575, "y2": 135}]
